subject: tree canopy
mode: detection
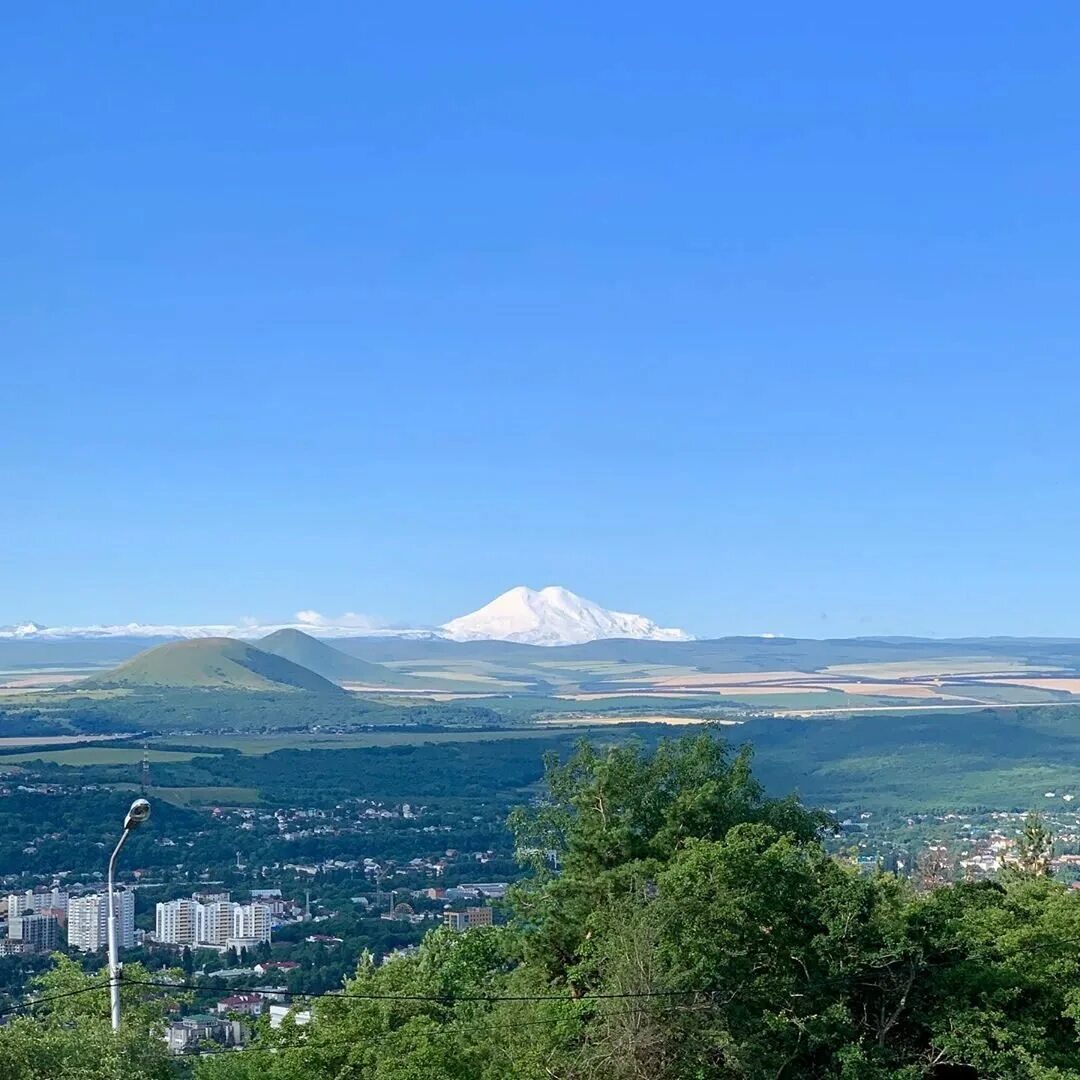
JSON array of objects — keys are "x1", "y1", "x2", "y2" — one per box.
[{"x1": 12, "y1": 733, "x2": 1080, "y2": 1078}]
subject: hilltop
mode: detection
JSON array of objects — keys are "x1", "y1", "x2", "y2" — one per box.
[
  {"x1": 257, "y1": 628, "x2": 430, "y2": 687},
  {"x1": 79, "y1": 638, "x2": 346, "y2": 694}
]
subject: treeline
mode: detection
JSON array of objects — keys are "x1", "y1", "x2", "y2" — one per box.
[
  {"x1": 26, "y1": 734, "x2": 591, "y2": 805},
  {"x1": 0, "y1": 689, "x2": 507, "y2": 736}
]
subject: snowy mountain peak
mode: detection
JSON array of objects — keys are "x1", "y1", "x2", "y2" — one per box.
[
  {"x1": 440, "y1": 586, "x2": 693, "y2": 646},
  {"x1": 2, "y1": 622, "x2": 48, "y2": 637}
]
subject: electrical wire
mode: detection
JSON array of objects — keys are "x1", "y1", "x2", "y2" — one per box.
[
  {"x1": 125, "y1": 977, "x2": 731, "y2": 1004},
  {"x1": 0, "y1": 982, "x2": 108, "y2": 1019},
  {"x1": 174, "y1": 1000, "x2": 722, "y2": 1059}
]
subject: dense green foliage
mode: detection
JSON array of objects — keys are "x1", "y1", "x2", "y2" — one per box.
[
  {"x1": 0, "y1": 956, "x2": 184, "y2": 1079},
  {"x1": 21, "y1": 733, "x2": 586, "y2": 806},
  {"x1": 14, "y1": 734, "x2": 1080, "y2": 1076},
  {"x1": 744, "y1": 706, "x2": 1080, "y2": 809},
  {"x1": 0, "y1": 689, "x2": 505, "y2": 735},
  {"x1": 183, "y1": 734, "x2": 1080, "y2": 1079},
  {"x1": 14, "y1": 697, "x2": 1080, "y2": 815}
]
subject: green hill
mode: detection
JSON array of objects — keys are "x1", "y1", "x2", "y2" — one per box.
[
  {"x1": 79, "y1": 637, "x2": 346, "y2": 694},
  {"x1": 257, "y1": 629, "x2": 430, "y2": 687}
]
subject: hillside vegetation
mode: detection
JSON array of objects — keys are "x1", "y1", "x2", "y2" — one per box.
[
  {"x1": 11, "y1": 734, "x2": 1080, "y2": 1078},
  {"x1": 79, "y1": 638, "x2": 346, "y2": 694},
  {"x1": 256, "y1": 628, "x2": 434, "y2": 688}
]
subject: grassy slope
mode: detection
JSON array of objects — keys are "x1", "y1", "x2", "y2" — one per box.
[
  {"x1": 256, "y1": 629, "x2": 447, "y2": 688},
  {"x1": 79, "y1": 637, "x2": 346, "y2": 694}
]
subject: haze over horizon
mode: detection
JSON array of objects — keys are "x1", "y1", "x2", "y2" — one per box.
[
  {"x1": 7, "y1": 5, "x2": 1080, "y2": 638},
  {"x1": 6, "y1": 581, "x2": 1080, "y2": 644}
]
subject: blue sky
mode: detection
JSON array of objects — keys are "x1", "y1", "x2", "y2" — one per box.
[{"x1": 4, "y1": 4, "x2": 1080, "y2": 638}]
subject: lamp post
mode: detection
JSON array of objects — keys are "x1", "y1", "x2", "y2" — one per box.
[{"x1": 107, "y1": 798, "x2": 150, "y2": 1031}]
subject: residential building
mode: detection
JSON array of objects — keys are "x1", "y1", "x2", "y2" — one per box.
[
  {"x1": 233, "y1": 903, "x2": 272, "y2": 943},
  {"x1": 443, "y1": 910, "x2": 468, "y2": 931},
  {"x1": 269, "y1": 1005, "x2": 311, "y2": 1029},
  {"x1": 156, "y1": 896, "x2": 272, "y2": 947},
  {"x1": 8, "y1": 913, "x2": 61, "y2": 952},
  {"x1": 444, "y1": 906, "x2": 494, "y2": 931},
  {"x1": 156, "y1": 898, "x2": 200, "y2": 945},
  {"x1": 215, "y1": 993, "x2": 265, "y2": 1017},
  {"x1": 198, "y1": 901, "x2": 236, "y2": 946},
  {"x1": 39, "y1": 906, "x2": 67, "y2": 929},
  {"x1": 0, "y1": 941, "x2": 31, "y2": 957},
  {"x1": 67, "y1": 891, "x2": 135, "y2": 952},
  {"x1": 165, "y1": 1015, "x2": 245, "y2": 1054},
  {"x1": 466, "y1": 906, "x2": 493, "y2": 927},
  {"x1": 5, "y1": 889, "x2": 68, "y2": 917}
]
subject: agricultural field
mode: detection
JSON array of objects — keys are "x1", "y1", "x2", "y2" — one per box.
[
  {"x1": 1, "y1": 747, "x2": 212, "y2": 765},
  {"x1": 134, "y1": 785, "x2": 261, "y2": 806},
  {"x1": 343, "y1": 646, "x2": 1080, "y2": 716}
]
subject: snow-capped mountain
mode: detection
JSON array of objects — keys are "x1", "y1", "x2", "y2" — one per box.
[
  {"x1": 440, "y1": 586, "x2": 692, "y2": 646},
  {"x1": 1, "y1": 588, "x2": 692, "y2": 647},
  {"x1": 0, "y1": 616, "x2": 421, "y2": 642}
]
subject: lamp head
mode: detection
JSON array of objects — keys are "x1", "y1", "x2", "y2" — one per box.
[{"x1": 124, "y1": 798, "x2": 151, "y2": 831}]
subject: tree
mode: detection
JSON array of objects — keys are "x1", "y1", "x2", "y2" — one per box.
[
  {"x1": 189, "y1": 734, "x2": 1080, "y2": 1078},
  {"x1": 507, "y1": 733, "x2": 829, "y2": 989},
  {"x1": 1013, "y1": 811, "x2": 1053, "y2": 876},
  {"x1": 0, "y1": 954, "x2": 186, "y2": 1080}
]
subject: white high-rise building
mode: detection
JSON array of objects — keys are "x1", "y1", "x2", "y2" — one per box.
[
  {"x1": 6, "y1": 888, "x2": 68, "y2": 917},
  {"x1": 197, "y1": 901, "x2": 236, "y2": 946},
  {"x1": 155, "y1": 896, "x2": 273, "y2": 947},
  {"x1": 233, "y1": 903, "x2": 272, "y2": 943},
  {"x1": 67, "y1": 891, "x2": 134, "y2": 953},
  {"x1": 155, "y1": 898, "x2": 200, "y2": 945}
]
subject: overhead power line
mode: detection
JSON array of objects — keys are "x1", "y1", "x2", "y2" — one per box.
[
  {"x1": 176, "y1": 1000, "x2": 721, "y2": 1059},
  {"x1": 126, "y1": 977, "x2": 729, "y2": 1005},
  {"x1": 0, "y1": 983, "x2": 108, "y2": 1020}
]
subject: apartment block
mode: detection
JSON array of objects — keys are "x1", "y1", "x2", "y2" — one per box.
[
  {"x1": 156, "y1": 896, "x2": 272, "y2": 947},
  {"x1": 8, "y1": 913, "x2": 61, "y2": 952},
  {"x1": 67, "y1": 891, "x2": 135, "y2": 953}
]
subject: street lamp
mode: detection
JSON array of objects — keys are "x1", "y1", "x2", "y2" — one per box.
[{"x1": 107, "y1": 798, "x2": 150, "y2": 1031}]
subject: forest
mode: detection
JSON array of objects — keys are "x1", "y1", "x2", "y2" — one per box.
[{"x1": 4, "y1": 733, "x2": 1080, "y2": 1078}]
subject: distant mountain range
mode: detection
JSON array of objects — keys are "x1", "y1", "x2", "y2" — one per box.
[{"x1": 2, "y1": 586, "x2": 693, "y2": 648}]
